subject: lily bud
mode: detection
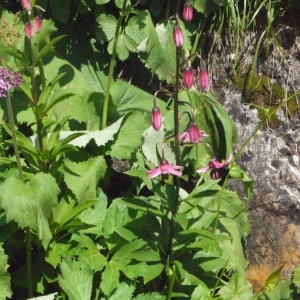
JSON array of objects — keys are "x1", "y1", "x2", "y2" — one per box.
[
  {"x1": 34, "y1": 15, "x2": 42, "y2": 33},
  {"x1": 198, "y1": 69, "x2": 210, "y2": 91},
  {"x1": 183, "y1": 2, "x2": 193, "y2": 21},
  {"x1": 151, "y1": 107, "x2": 162, "y2": 131},
  {"x1": 173, "y1": 25, "x2": 183, "y2": 48},
  {"x1": 24, "y1": 22, "x2": 34, "y2": 39},
  {"x1": 21, "y1": 0, "x2": 32, "y2": 11},
  {"x1": 183, "y1": 67, "x2": 194, "y2": 89}
]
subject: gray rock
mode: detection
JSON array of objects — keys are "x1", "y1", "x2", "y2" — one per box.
[{"x1": 222, "y1": 88, "x2": 300, "y2": 279}]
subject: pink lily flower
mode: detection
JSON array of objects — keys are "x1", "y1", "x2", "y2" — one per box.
[
  {"x1": 197, "y1": 153, "x2": 233, "y2": 180},
  {"x1": 179, "y1": 122, "x2": 209, "y2": 144},
  {"x1": 147, "y1": 159, "x2": 183, "y2": 179}
]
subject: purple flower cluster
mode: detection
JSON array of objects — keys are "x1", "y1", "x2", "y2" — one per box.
[{"x1": 0, "y1": 68, "x2": 23, "y2": 98}]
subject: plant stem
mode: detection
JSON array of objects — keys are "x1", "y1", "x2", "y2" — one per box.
[
  {"x1": 101, "y1": 0, "x2": 127, "y2": 129},
  {"x1": 27, "y1": 37, "x2": 47, "y2": 172},
  {"x1": 5, "y1": 93, "x2": 24, "y2": 182},
  {"x1": 167, "y1": 265, "x2": 176, "y2": 300},
  {"x1": 26, "y1": 227, "x2": 33, "y2": 298}
]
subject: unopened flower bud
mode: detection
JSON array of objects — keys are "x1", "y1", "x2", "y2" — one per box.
[
  {"x1": 151, "y1": 107, "x2": 162, "y2": 131},
  {"x1": 173, "y1": 25, "x2": 183, "y2": 48},
  {"x1": 183, "y1": 1, "x2": 193, "y2": 21},
  {"x1": 34, "y1": 15, "x2": 42, "y2": 33},
  {"x1": 183, "y1": 67, "x2": 194, "y2": 89},
  {"x1": 198, "y1": 69, "x2": 210, "y2": 91},
  {"x1": 24, "y1": 22, "x2": 34, "y2": 39},
  {"x1": 21, "y1": 0, "x2": 32, "y2": 11}
]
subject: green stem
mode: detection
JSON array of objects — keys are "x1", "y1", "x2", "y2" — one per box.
[
  {"x1": 26, "y1": 227, "x2": 33, "y2": 298},
  {"x1": 27, "y1": 37, "x2": 47, "y2": 172},
  {"x1": 167, "y1": 265, "x2": 176, "y2": 300},
  {"x1": 5, "y1": 93, "x2": 24, "y2": 182},
  {"x1": 101, "y1": 0, "x2": 127, "y2": 129}
]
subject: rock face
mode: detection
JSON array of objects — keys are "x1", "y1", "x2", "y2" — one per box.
[{"x1": 222, "y1": 88, "x2": 300, "y2": 290}]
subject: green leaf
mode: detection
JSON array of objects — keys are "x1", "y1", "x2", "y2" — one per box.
[
  {"x1": 0, "y1": 173, "x2": 59, "y2": 248},
  {"x1": 64, "y1": 156, "x2": 106, "y2": 202},
  {"x1": 96, "y1": 14, "x2": 118, "y2": 41},
  {"x1": 109, "y1": 282, "x2": 135, "y2": 300},
  {"x1": 142, "y1": 125, "x2": 176, "y2": 166},
  {"x1": 115, "y1": 198, "x2": 165, "y2": 217},
  {"x1": 133, "y1": 292, "x2": 165, "y2": 300},
  {"x1": 293, "y1": 264, "x2": 300, "y2": 288},
  {"x1": 37, "y1": 35, "x2": 67, "y2": 61},
  {"x1": 46, "y1": 242, "x2": 71, "y2": 267},
  {"x1": 191, "y1": 281, "x2": 212, "y2": 300},
  {"x1": 100, "y1": 261, "x2": 120, "y2": 296},
  {"x1": 0, "y1": 243, "x2": 11, "y2": 299},
  {"x1": 108, "y1": 111, "x2": 150, "y2": 160},
  {"x1": 58, "y1": 259, "x2": 93, "y2": 300},
  {"x1": 111, "y1": 79, "x2": 166, "y2": 114},
  {"x1": 218, "y1": 274, "x2": 253, "y2": 300},
  {"x1": 264, "y1": 264, "x2": 285, "y2": 292},
  {"x1": 144, "y1": 263, "x2": 164, "y2": 284},
  {"x1": 49, "y1": 0, "x2": 71, "y2": 23}
]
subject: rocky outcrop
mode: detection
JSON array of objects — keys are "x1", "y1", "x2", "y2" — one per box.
[{"x1": 222, "y1": 88, "x2": 300, "y2": 287}]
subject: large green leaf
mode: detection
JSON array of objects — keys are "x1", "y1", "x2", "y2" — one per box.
[
  {"x1": 42, "y1": 55, "x2": 101, "y2": 130},
  {"x1": 0, "y1": 173, "x2": 59, "y2": 248},
  {"x1": 0, "y1": 244, "x2": 11, "y2": 299},
  {"x1": 108, "y1": 111, "x2": 150, "y2": 160},
  {"x1": 64, "y1": 156, "x2": 107, "y2": 202},
  {"x1": 108, "y1": 282, "x2": 135, "y2": 300},
  {"x1": 58, "y1": 258, "x2": 93, "y2": 300}
]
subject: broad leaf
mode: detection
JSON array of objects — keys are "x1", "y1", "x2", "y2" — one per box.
[
  {"x1": 58, "y1": 259, "x2": 93, "y2": 300},
  {"x1": 108, "y1": 111, "x2": 150, "y2": 160},
  {"x1": 0, "y1": 173, "x2": 59, "y2": 248},
  {"x1": 64, "y1": 156, "x2": 107, "y2": 202}
]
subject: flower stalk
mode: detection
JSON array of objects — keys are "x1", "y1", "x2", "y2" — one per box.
[{"x1": 102, "y1": 0, "x2": 128, "y2": 129}]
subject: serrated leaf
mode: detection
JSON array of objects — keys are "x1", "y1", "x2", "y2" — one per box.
[
  {"x1": 191, "y1": 282, "x2": 211, "y2": 300},
  {"x1": 0, "y1": 243, "x2": 11, "y2": 299},
  {"x1": 218, "y1": 275, "x2": 253, "y2": 300},
  {"x1": 109, "y1": 282, "x2": 135, "y2": 300},
  {"x1": 100, "y1": 261, "x2": 120, "y2": 296},
  {"x1": 132, "y1": 292, "x2": 165, "y2": 300},
  {"x1": 142, "y1": 125, "x2": 176, "y2": 166},
  {"x1": 264, "y1": 264, "x2": 285, "y2": 292},
  {"x1": 64, "y1": 156, "x2": 106, "y2": 202},
  {"x1": 58, "y1": 259, "x2": 93, "y2": 300},
  {"x1": 96, "y1": 14, "x2": 118, "y2": 41},
  {"x1": 0, "y1": 173, "x2": 59, "y2": 248},
  {"x1": 46, "y1": 242, "x2": 71, "y2": 267},
  {"x1": 108, "y1": 111, "x2": 149, "y2": 160}
]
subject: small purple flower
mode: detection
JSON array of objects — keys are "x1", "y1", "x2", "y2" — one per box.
[
  {"x1": 34, "y1": 15, "x2": 42, "y2": 33},
  {"x1": 21, "y1": 0, "x2": 32, "y2": 11},
  {"x1": 24, "y1": 22, "x2": 34, "y2": 39},
  {"x1": 173, "y1": 25, "x2": 183, "y2": 47},
  {"x1": 183, "y1": 1, "x2": 193, "y2": 21},
  {"x1": 151, "y1": 107, "x2": 162, "y2": 131},
  {"x1": 179, "y1": 122, "x2": 209, "y2": 144},
  {"x1": 147, "y1": 159, "x2": 183, "y2": 179},
  {"x1": 198, "y1": 69, "x2": 210, "y2": 91},
  {"x1": 197, "y1": 153, "x2": 233, "y2": 180},
  {"x1": 0, "y1": 68, "x2": 23, "y2": 98},
  {"x1": 183, "y1": 67, "x2": 194, "y2": 89}
]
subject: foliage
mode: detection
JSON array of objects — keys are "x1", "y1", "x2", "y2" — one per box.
[{"x1": 0, "y1": 0, "x2": 298, "y2": 299}]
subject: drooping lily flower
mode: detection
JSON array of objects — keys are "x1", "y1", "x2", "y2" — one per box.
[
  {"x1": 173, "y1": 25, "x2": 183, "y2": 47},
  {"x1": 151, "y1": 106, "x2": 162, "y2": 131},
  {"x1": 147, "y1": 159, "x2": 183, "y2": 179},
  {"x1": 179, "y1": 122, "x2": 209, "y2": 144},
  {"x1": 21, "y1": 0, "x2": 32, "y2": 11},
  {"x1": 198, "y1": 68, "x2": 210, "y2": 91},
  {"x1": 183, "y1": 66, "x2": 194, "y2": 89},
  {"x1": 197, "y1": 153, "x2": 233, "y2": 180},
  {"x1": 183, "y1": 1, "x2": 193, "y2": 21}
]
